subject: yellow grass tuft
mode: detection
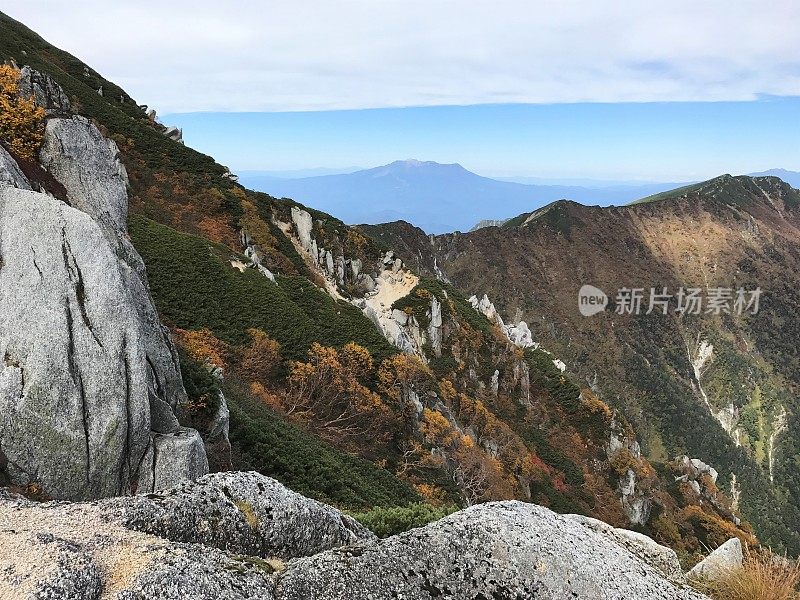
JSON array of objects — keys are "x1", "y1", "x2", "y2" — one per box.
[
  {"x1": 696, "y1": 550, "x2": 800, "y2": 600},
  {"x1": 234, "y1": 500, "x2": 260, "y2": 529}
]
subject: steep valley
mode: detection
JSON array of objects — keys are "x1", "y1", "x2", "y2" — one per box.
[{"x1": 364, "y1": 177, "x2": 800, "y2": 553}]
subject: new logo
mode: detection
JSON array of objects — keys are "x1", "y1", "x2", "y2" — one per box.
[{"x1": 578, "y1": 284, "x2": 608, "y2": 316}]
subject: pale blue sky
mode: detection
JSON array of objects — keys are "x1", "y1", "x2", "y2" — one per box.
[
  {"x1": 166, "y1": 98, "x2": 800, "y2": 180},
  {"x1": 6, "y1": 1, "x2": 799, "y2": 180}
]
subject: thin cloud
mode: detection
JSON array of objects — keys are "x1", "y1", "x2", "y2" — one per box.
[{"x1": 5, "y1": 0, "x2": 800, "y2": 113}]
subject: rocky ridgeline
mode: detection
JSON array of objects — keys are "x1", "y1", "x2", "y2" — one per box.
[
  {"x1": 285, "y1": 205, "x2": 444, "y2": 358},
  {"x1": 0, "y1": 471, "x2": 718, "y2": 599},
  {"x1": 0, "y1": 68, "x2": 740, "y2": 599},
  {"x1": 287, "y1": 205, "x2": 379, "y2": 296},
  {"x1": 0, "y1": 68, "x2": 208, "y2": 500}
]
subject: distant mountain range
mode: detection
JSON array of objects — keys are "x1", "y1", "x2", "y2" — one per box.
[
  {"x1": 239, "y1": 160, "x2": 693, "y2": 233},
  {"x1": 239, "y1": 161, "x2": 800, "y2": 234},
  {"x1": 748, "y1": 168, "x2": 800, "y2": 188},
  {"x1": 495, "y1": 176, "x2": 683, "y2": 187}
]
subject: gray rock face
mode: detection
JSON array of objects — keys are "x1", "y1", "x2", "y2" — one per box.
[
  {"x1": 136, "y1": 429, "x2": 210, "y2": 494},
  {"x1": 619, "y1": 467, "x2": 651, "y2": 524},
  {"x1": 469, "y1": 293, "x2": 536, "y2": 348},
  {"x1": 688, "y1": 538, "x2": 743, "y2": 581},
  {"x1": 0, "y1": 145, "x2": 31, "y2": 190},
  {"x1": 291, "y1": 206, "x2": 314, "y2": 252},
  {"x1": 0, "y1": 187, "x2": 206, "y2": 499},
  {"x1": 117, "y1": 548, "x2": 275, "y2": 600},
  {"x1": 566, "y1": 514, "x2": 686, "y2": 584},
  {"x1": 40, "y1": 116, "x2": 129, "y2": 234},
  {"x1": 277, "y1": 501, "x2": 707, "y2": 600},
  {"x1": 607, "y1": 419, "x2": 652, "y2": 525},
  {"x1": 427, "y1": 295, "x2": 443, "y2": 357},
  {"x1": 204, "y1": 391, "x2": 233, "y2": 472},
  {"x1": 0, "y1": 72, "x2": 207, "y2": 500},
  {"x1": 0, "y1": 490, "x2": 275, "y2": 600},
  {"x1": 0, "y1": 476, "x2": 710, "y2": 600},
  {"x1": 9, "y1": 530, "x2": 103, "y2": 599},
  {"x1": 676, "y1": 455, "x2": 719, "y2": 484},
  {"x1": 102, "y1": 471, "x2": 373, "y2": 559},
  {"x1": 163, "y1": 125, "x2": 183, "y2": 144},
  {"x1": 18, "y1": 66, "x2": 72, "y2": 116}
]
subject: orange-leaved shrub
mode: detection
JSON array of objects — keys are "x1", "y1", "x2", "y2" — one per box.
[
  {"x1": 286, "y1": 342, "x2": 392, "y2": 442},
  {"x1": 0, "y1": 64, "x2": 45, "y2": 161}
]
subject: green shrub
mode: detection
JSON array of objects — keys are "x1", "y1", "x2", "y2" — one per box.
[
  {"x1": 350, "y1": 503, "x2": 458, "y2": 538},
  {"x1": 522, "y1": 427, "x2": 584, "y2": 486},
  {"x1": 129, "y1": 214, "x2": 396, "y2": 363},
  {"x1": 177, "y1": 347, "x2": 221, "y2": 417}
]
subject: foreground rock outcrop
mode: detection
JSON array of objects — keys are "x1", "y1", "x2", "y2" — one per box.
[
  {"x1": 0, "y1": 68, "x2": 207, "y2": 500},
  {"x1": 0, "y1": 472, "x2": 709, "y2": 600},
  {"x1": 688, "y1": 537, "x2": 743, "y2": 582},
  {"x1": 278, "y1": 501, "x2": 706, "y2": 600},
  {"x1": 102, "y1": 471, "x2": 372, "y2": 559},
  {"x1": 566, "y1": 513, "x2": 686, "y2": 584},
  {"x1": 0, "y1": 489, "x2": 275, "y2": 600}
]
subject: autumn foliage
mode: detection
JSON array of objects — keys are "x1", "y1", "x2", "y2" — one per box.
[
  {"x1": 0, "y1": 64, "x2": 45, "y2": 161},
  {"x1": 173, "y1": 327, "x2": 230, "y2": 369},
  {"x1": 415, "y1": 407, "x2": 517, "y2": 505},
  {"x1": 377, "y1": 353, "x2": 433, "y2": 406},
  {"x1": 286, "y1": 342, "x2": 392, "y2": 442},
  {"x1": 240, "y1": 328, "x2": 281, "y2": 385}
]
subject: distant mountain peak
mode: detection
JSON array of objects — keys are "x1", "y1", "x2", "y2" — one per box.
[
  {"x1": 748, "y1": 168, "x2": 800, "y2": 189},
  {"x1": 387, "y1": 159, "x2": 467, "y2": 170},
  {"x1": 751, "y1": 167, "x2": 795, "y2": 176},
  {"x1": 242, "y1": 161, "x2": 747, "y2": 234}
]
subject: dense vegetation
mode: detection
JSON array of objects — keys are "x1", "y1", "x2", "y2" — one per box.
[
  {"x1": 381, "y1": 172, "x2": 800, "y2": 555},
  {"x1": 227, "y1": 379, "x2": 419, "y2": 509},
  {"x1": 130, "y1": 215, "x2": 396, "y2": 363},
  {"x1": 350, "y1": 503, "x2": 458, "y2": 537}
]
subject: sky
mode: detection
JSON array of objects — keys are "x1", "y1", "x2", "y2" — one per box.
[{"x1": 5, "y1": 1, "x2": 800, "y2": 179}]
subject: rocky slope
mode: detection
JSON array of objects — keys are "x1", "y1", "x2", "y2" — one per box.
[
  {"x1": 282, "y1": 202, "x2": 752, "y2": 557},
  {"x1": 365, "y1": 176, "x2": 800, "y2": 553}
]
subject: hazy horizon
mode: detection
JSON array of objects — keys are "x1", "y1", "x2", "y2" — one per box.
[
  {"x1": 5, "y1": 1, "x2": 799, "y2": 182},
  {"x1": 165, "y1": 99, "x2": 800, "y2": 182}
]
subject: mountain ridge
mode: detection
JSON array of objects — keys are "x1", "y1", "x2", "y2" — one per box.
[
  {"x1": 243, "y1": 160, "x2": 800, "y2": 234},
  {"x1": 362, "y1": 173, "x2": 800, "y2": 553},
  {"x1": 0, "y1": 6, "x2": 786, "y2": 570},
  {"x1": 241, "y1": 159, "x2": 697, "y2": 233}
]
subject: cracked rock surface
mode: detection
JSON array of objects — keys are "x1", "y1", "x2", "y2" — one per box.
[
  {"x1": 0, "y1": 184, "x2": 205, "y2": 499},
  {"x1": 0, "y1": 489, "x2": 275, "y2": 600},
  {"x1": 0, "y1": 68, "x2": 207, "y2": 500},
  {"x1": 101, "y1": 471, "x2": 373, "y2": 559}
]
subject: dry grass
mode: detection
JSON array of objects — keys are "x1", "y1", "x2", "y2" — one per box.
[
  {"x1": 696, "y1": 551, "x2": 800, "y2": 600},
  {"x1": 234, "y1": 499, "x2": 260, "y2": 529}
]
